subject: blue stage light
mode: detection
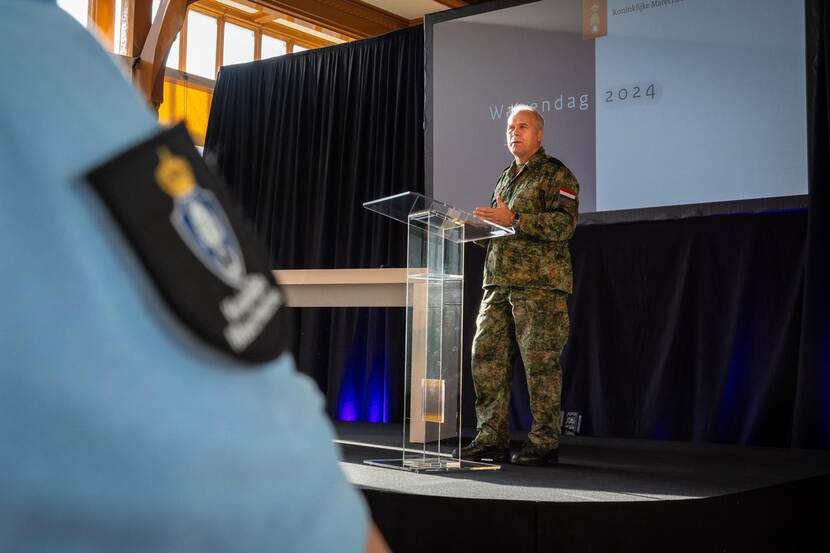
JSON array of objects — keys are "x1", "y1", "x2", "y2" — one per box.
[
  {"x1": 367, "y1": 356, "x2": 386, "y2": 423},
  {"x1": 337, "y1": 383, "x2": 358, "y2": 421},
  {"x1": 336, "y1": 317, "x2": 391, "y2": 423}
]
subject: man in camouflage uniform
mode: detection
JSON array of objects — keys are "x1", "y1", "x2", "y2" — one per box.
[{"x1": 456, "y1": 104, "x2": 578, "y2": 466}]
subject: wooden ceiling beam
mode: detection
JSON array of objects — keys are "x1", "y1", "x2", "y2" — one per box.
[
  {"x1": 254, "y1": 0, "x2": 408, "y2": 39},
  {"x1": 432, "y1": 0, "x2": 467, "y2": 8},
  {"x1": 194, "y1": 1, "x2": 341, "y2": 49},
  {"x1": 254, "y1": 12, "x2": 278, "y2": 23},
  {"x1": 266, "y1": 28, "x2": 330, "y2": 48},
  {"x1": 197, "y1": 0, "x2": 351, "y2": 42}
]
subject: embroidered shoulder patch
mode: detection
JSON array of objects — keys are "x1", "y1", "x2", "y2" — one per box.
[{"x1": 87, "y1": 124, "x2": 289, "y2": 364}]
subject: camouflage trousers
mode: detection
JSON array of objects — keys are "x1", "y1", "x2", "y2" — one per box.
[{"x1": 471, "y1": 286, "x2": 570, "y2": 450}]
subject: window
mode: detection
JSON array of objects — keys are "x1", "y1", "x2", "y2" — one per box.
[
  {"x1": 166, "y1": 34, "x2": 181, "y2": 70},
  {"x1": 223, "y1": 22, "x2": 255, "y2": 67},
  {"x1": 293, "y1": 44, "x2": 308, "y2": 54},
  {"x1": 113, "y1": 0, "x2": 123, "y2": 53},
  {"x1": 149, "y1": 0, "x2": 180, "y2": 68},
  {"x1": 57, "y1": 0, "x2": 88, "y2": 27},
  {"x1": 186, "y1": 11, "x2": 217, "y2": 79},
  {"x1": 261, "y1": 34, "x2": 287, "y2": 59}
]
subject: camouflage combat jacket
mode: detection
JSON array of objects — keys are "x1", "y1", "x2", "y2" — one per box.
[{"x1": 483, "y1": 147, "x2": 579, "y2": 292}]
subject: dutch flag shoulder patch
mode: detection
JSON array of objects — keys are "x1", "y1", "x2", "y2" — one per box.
[{"x1": 559, "y1": 187, "x2": 577, "y2": 202}]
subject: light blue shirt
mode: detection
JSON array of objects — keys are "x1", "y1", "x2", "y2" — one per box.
[{"x1": 0, "y1": 2, "x2": 368, "y2": 551}]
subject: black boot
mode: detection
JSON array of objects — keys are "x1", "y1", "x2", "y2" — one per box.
[
  {"x1": 510, "y1": 442, "x2": 559, "y2": 466},
  {"x1": 451, "y1": 440, "x2": 510, "y2": 463}
]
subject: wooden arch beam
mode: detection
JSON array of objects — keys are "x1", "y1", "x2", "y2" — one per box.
[{"x1": 133, "y1": 0, "x2": 198, "y2": 111}]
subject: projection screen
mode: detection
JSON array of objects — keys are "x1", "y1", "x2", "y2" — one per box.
[{"x1": 425, "y1": 0, "x2": 808, "y2": 223}]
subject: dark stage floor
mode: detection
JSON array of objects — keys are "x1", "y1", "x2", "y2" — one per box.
[
  {"x1": 334, "y1": 422, "x2": 830, "y2": 552},
  {"x1": 335, "y1": 421, "x2": 830, "y2": 502}
]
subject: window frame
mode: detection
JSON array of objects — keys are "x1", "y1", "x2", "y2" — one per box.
[
  {"x1": 221, "y1": 18, "x2": 258, "y2": 68},
  {"x1": 260, "y1": 32, "x2": 288, "y2": 60}
]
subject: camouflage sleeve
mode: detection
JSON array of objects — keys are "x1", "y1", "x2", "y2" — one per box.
[{"x1": 515, "y1": 165, "x2": 578, "y2": 241}]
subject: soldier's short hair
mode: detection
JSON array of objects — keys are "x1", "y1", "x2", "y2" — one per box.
[{"x1": 507, "y1": 104, "x2": 545, "y2": 129}]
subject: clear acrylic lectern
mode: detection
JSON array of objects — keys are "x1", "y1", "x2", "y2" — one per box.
[{"x1": 362, "y1": 191, "x2": 514, "y2": 472}]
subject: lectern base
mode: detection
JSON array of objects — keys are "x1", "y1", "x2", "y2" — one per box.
[{"x1": 364, "y1": 457, "x2": 501, "y2": 473}]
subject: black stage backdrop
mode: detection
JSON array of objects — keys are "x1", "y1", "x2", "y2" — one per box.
[
  {"x1": 205, "y1": 8, "x2": 830, "y2": 448},
  {"x1": 204, "y1": 27, "x2": 423, "y2": 423},
  {"x1": 462, "y1": 212, "x2": 808, "y2": 448},
  {"x1": 794, "y1": 0, "x2": 830, "y2": 449}
]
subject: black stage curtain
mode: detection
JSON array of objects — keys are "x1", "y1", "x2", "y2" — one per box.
[
  {"x1": 562, "y1": 212, "x2": 807, "y2": 446},
  {"x1": 205, "y1": 11, "x2": 829, "y2": 447},
  {"x1": 461, "y1": 212, "x2": 808, "y2": 447},
  {"x1": 793, "y1": 0, "x2": 830, "y2": 449},
  {"x1": 204, "y1": 27, "x2": 424, "y2": 422}
]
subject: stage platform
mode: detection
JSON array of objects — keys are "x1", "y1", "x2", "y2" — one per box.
[{"x1": 334, "y1": 422, "x2": 830, "y2": 552}]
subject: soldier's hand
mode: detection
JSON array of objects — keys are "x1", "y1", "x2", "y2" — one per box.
[{"x1": 474, "y1": 195, "x2": 515, "y2": 227}]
